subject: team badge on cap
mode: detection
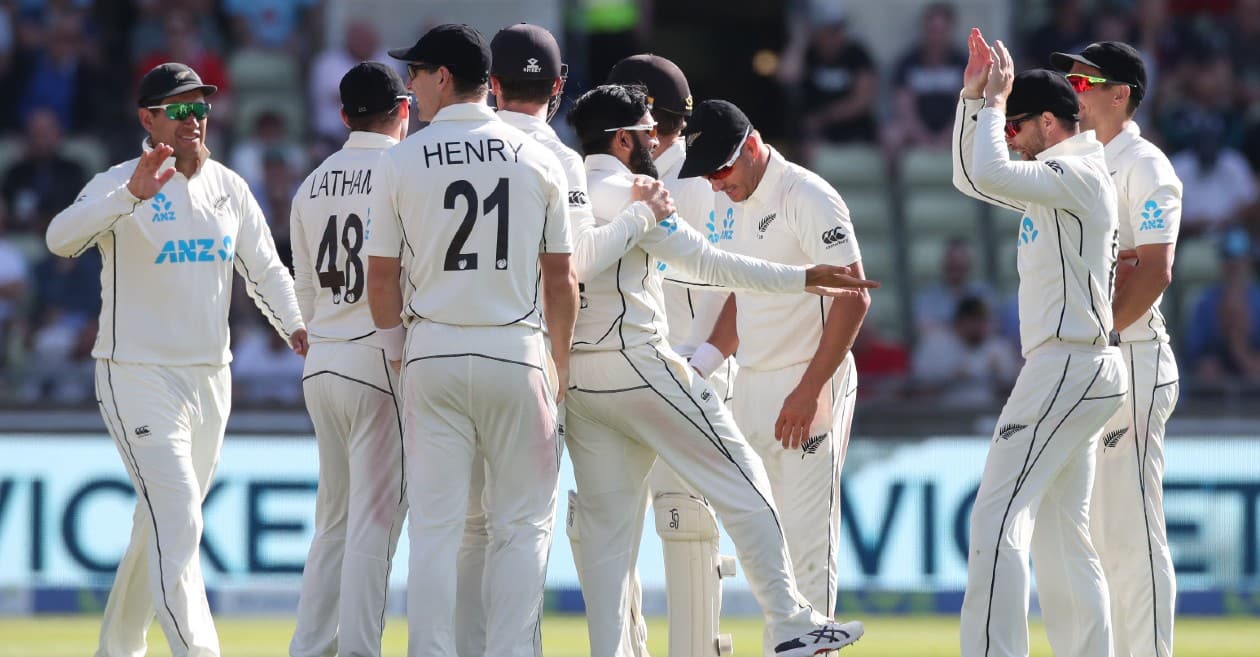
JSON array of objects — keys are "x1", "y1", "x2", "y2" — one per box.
[{"x1": 686, "y1": 131, "x2": 701, "y2": 148}]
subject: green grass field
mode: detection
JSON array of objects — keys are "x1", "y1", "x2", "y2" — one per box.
[{"x1": 2, "y1": 615, "x2": 1258, "y2": 656}]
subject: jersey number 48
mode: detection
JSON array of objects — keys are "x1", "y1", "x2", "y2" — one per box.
[{"x1": 315, "y1": 213, "x2": 365, "y2": 304}]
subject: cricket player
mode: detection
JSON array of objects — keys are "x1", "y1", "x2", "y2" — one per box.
[
  {"x1": 952, "y1": 30, "x2": 1126, "y2": 657},
  {"x1": 288, "y1": 62, "x2": 411, "y2": 657},
  {"x1": 678, "y1": 93, "x2": 870, "y2": 621},
  {"x1": 445, "y1": 23, "x2": 674, "y2": 657},
  {"x1": 607, "y1": 53, "x2": 740, "y2": 657},
  {"x1": 363, "y1": 24, "x2": 579, "y2": 657},
  {"x1": 46, "y1": 63, "x2": 307, "y2": 657},
  {"x1": 564, "y1": 82, "x2": 872, "y2": 657},
  {"x1": 1051, "y1": 41, "x2": 1182, "y2": 657}
]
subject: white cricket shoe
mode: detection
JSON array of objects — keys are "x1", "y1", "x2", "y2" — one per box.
[{"x1": 772, "y1": 620, "x2": 864, "y2": 656}]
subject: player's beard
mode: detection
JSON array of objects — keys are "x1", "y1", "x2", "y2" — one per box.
[{"x1": 628, "y1": 137, "x2": 659, "y2": 179}]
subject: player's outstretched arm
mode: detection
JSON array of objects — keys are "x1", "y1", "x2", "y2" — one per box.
[
  {"x1": 569, "y1": 177, "x2": 671, "y2": 279},
  {"x1": 234, "y1": 185, "x2": 306, "y2": 349}
]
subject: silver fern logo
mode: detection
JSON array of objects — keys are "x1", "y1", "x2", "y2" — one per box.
[
  {"x1": 801, "y1": 433, "x2": 826, "y2": 458},
  {"x1": 1103, "y1": 427, "x2": 1129, "y2": 449},
  {"x1": 757, "y1": 213, "x2": 777, "y2": 237},
  {"x1": 997, "y1": 423, "x2": 1027, "y2": 441}
]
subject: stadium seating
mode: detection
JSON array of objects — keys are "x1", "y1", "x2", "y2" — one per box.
[
  {"x1": 902, "y1": 189, "x2": 983, "y2": 240},
  {"x1": 61, "y1": 137, "x2": 109, "y2": 175},
  {"x1": 813, "y1": 143, "x2": 888, "y2": 190},
  {"x1": 899, "y1": 146, "x2": 955, "y2": 189},
  {"x1": 1174, "y1": 238, "x2": 1220, "y2": 286},
  {"x1": 844, "y1": 190, "x2": 896, "y2": 241}
]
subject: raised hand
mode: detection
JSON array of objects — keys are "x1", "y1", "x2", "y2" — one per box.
[
  {"x1": 803, "y1": 264, "x2": 880, "y2": 293},
  {"x1": 630, "y1": 176, "x2": 676, "y2": 222},
  {"x1": 984, "y1": 40, "x2": 1016, "y2": 106},
  {"x1": 126, "y1": 143, "x2": 176, "y2": 200},
  {"x1": 963, "y1": 27, "x2": 993, "y2": 100}
]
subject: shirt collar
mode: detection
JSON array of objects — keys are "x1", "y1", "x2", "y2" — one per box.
[
  {"x1": 1036, "y1": 129, "x2": 1104, "y2": 162},
  {"x1": 747, "y1": 146, "x2": 787, "y2": 207},
  {"x1": 343, "y1": 131, "x2": 399, "y2": 149},
  {"x1": 585, "y1": 153, "x2": 631, "y2": 175},
  {"x1": 142, "y1": 137, "x2": 211, "y2": 177},
  {"x1": 1103, "y1": 120, "x2": 1141, "y2": 161},
  {"x1": 498, "y1": 109, "x2": 554, "y2": 136},
  {"x1": 430, "y1": 102, "x2": 500, "y2": 124},
  {"x1": 655, "y1": 140, "x2": 686, "y2": 177}
]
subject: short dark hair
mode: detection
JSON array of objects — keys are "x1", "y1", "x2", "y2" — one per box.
[
  {"x1": 451, "y1": 75, "x2": 488, "y2": 98},
  {"x1": 1055, "y1": 115, "x2": 1079, "y2": 133},
  {"x1": 346, "y1": 102, "x2": 402, "y2": 132},
  {"x1": 651, "y1": 108, "x2": 685, "y2": 138},
  {"x1": 495, "y1": 76, "x2": 555, "y2": 105},
  {"x1": 955, "y1": 295, "x2": 989, "y2": 322},
  {"x1": 566, "y1": 83, "x2": 650, "y2": 157}
]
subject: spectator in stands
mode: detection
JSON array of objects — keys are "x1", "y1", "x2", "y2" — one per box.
[
  {"x1": 229, "y1": 110, "x2": 305, "y2": 198},
  {"x1": 1170, "y1": 111, "x2": 1258, "y2": 237},
  {"x1": 1159, "y1": 48, "x2": 1244, "y2": 154},
  {"x1": 1231, "y1": 0, "x2": 1260, "y2": 107},
  {"x1": 135, "y1": 11, "x2": 232, "y2": 118},
  {"x1": 0, "y1": 204, "x2": 28, "y2": 368},
  {"x1": 308, "y1": 20, "x2": 394, "y2": 149},
  {"x1": 129, "y1": 0, "x2": 227, "y2": 64},
  {"x1": 224, "y1": 0, "x2": 316, "y2": 52},
  {"x1": 20, "y1": 248, "x2": 100, "y2": 403},
  {"x1": 798, "y1": 5, "x2": 877, "y2": 147},
  {"x1": 1, "y1": 108, "x2": 87, "y2": 234},
  {"x1": 260, "y1": 148, "x2": 297, "y2": 268},
  {"x1": 231, "y1": 321, "x2": 305, "y2": 404},
  {"x1": 11, "y1": 9, "x2": 103, "y2": 133},
  {"x1": 1184, "y1": 227, "x2": 1260, "y2": 385},
  {"x1": 885, "y1": 3, "x2": 966, "y2": 153},
  {"x1": 1023, "y1": 0, "x2": 1091, "y2": 69},
  {"x1": 911, "y1": 296, "x2": 1019, "y2": 407},
  {"x1": 913, "y1": 237, "x2": 998, "y2": 333},
  {"x1": 851, "y1": 323, "x2": 909, "y2": 401}
]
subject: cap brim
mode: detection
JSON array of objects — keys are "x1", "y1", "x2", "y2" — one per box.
[
  {"x1": 678, "y1": 151, "x2": 722, "y2": 179},
  {"x1": 388, "y1": 46, "x2": 418, "y2": 61},
  {"x1": 1049, "y1": 52, "x2": 1099, "y2": 73},
  {"x1": 141, "y1": 83, "x2": 217, "y2": 106}
]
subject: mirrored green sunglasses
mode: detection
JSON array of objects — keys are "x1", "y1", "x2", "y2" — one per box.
[{"x1": 147, "y1": 102, "x2": 212, "y2": 121}]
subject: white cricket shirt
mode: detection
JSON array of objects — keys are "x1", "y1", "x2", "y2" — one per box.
[
  {"x1": 574, "y1": 154, "x2": 805, "y2": 353},
  {"x1": 290, "y1": 131, "x2": 397, "y2": 346},
  {"x1": 497, "y1": 109, "x2": 658, "y2": 280},
  {"x1": 46, "y1": 141, "x2": 304, "y2": 366},
  {"x1": 655, "y1": 140, "x2": 726, "y2": 356},
  {"x1": 953, "y1": 95, "x2": 1119, "y2": 357},
  {"x1": 363, "y1": 103, "x2": 572, "y2": 329},
  {"x1": 1104, "y1": 121, "x2": 1182, "y2": 344},
  {"x1": 714, "y1": 147, "x2": 863, "y2": 371}
]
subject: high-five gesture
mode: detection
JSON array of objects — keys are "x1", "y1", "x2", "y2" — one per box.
[
  {"x1": 984, "y1": 40, "x2": 1016, "y2": 108},
  {"x1": 963, "y1": 28, "x2": 993, "y2": 100},
  {"x1": 126, "y1": 143, "x2": 176, "y2": 200}
]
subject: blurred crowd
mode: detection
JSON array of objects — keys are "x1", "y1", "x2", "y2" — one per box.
[{"x1": 1, "y1": 0, "x2": 1259, "y2": 408}]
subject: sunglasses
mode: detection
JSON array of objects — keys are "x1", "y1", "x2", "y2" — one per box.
[
  {"x1": 1064, "y1": 73, "x2": 1133, "y2": 94},
  {"x1": 147, "y1": 102, "x2": 211, "y2": 121},
  {"x1": 703, "y1": 126, "x2": 752, "y2": 181},
  {"x1": 1004, "y1": 114, "x2": 1036, "y2": 139},
  {"x1": 604, "y1": 121, "x2": 658, "y2": 138},
  {"x1": 407, "y1": 63, "x2": 439, "y2": 79}
]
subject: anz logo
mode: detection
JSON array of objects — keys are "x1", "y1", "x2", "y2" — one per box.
[
  {"x1": 151, "y1": 192, "x2": 176, "y2": 222},
  {"x1": 1018, "y1": 216, "x2": 1038, "y2": 246},
  {"x1": 1138, "y1": 200, "x2": 1165, "y2": 231},
  {"x1": 706, "y1": 207, "x2": 735, "y2": 244},
  {"x1": 657, "y1": 216, "x2": 679, "y2": 271},
  {"x1": 155, "y1": 236, "x2": 234, "y2": 264}
]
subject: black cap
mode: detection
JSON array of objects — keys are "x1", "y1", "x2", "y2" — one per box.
[
  {"x1": 340, "y1": 62, "x2": 407, "y2": 116},
  {"x1": 678, "y1": 99, "x2": 752, "y2": 178},
  {"x1": 389, "y1": 23, "x2": 491, "y2": 84},
  {"x1": 608, "y1": 54, "x2": 693, "y2": 116},
  {"x1": 1006, "y1": 69, "x2": 1080, "y2": 121},
  {"x1": 490, "y1": 23, "x2": 563, "y2": 80},
  {"x1": 137, "y1": 62, "x2": 217, "y2": 107},
  {"x1": 1050, "y1": 41, "x2": 1146, "y2": 104}
]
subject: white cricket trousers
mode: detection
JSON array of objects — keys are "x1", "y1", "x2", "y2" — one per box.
[
  {"x1": 731, "y1": 354, "x2": 857, "y2": 617},
  {"x1": 402, "y1": 322, "x2": 561, "y2": 657},
  {"x1": 1091, "y1": 341, "x2": 1179, "y2": 657},
  {"x1": 93, "y1": 359, "x2": 230, "y2": 657},
  {"x1": 961, "y1": 342, "x2": 1126, "y2": 657},
  {"x1": 290, "y1": 341, "x2": 408, "y2": 657},
  {"x1": 565, "y1": 342, "x2": 825, "y2": 657}
]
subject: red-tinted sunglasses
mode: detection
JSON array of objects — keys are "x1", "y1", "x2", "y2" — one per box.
[
  {"x1": 1005, "y1": 114, "x2": 1036, "y2": 139},
  {"x1": 1064, "y1": 73, "x2": 1122, "y2": 93},
  {"x1": 703, "y1": 126, "x2": 752, "y2": 181}
]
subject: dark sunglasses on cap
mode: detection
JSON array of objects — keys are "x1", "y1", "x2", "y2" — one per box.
[
  {"x1": 703, "y1": 126, "x2": 752, "y2": 181},
  {"x1": 147, "y1": 102, "x2": 211, "y2": 121},
  {"x1": 1004, "y1": 114, "x2": 1036, "y2": 139},
  {"x1": 1064, "y1": 72, "x2": 1135, "y2": 94},
  {"x1": 407, "y1": 62, "x2": 440, "y2": 79}
]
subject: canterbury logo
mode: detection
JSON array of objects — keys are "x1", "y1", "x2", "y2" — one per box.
[
  {"x1": 757, "y1": 213, "x2": 777, "y2": 235},
  {"x1": 1045, "y1": 160, "x2": 1064, "y2": 175},
  {"x1": 821, "y1": 227, "x2": 847, "y2": 246},
  {"x1": 997, "y1": 423, "x2": 1027, "y2": 441},
  {"x1": 1103, "y1": 427, "x2": 1129, "y2": 449},
  {"x1": 567, "y1": 189, "x2": 588, "y2": 207},
  {"x1": 801, "y1": 433, "x2": 826, "y2": 458}
]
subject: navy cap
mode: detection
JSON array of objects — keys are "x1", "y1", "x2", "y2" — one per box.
[
  {"x1": 608, "y1": 54, "x2": 693, "y2": 116},
  {"x1": 389, "y1": 23, "x2": 491, "y2": 84},
  {"x1": 340, "y1": 62, "x2": 408, "y2": 116},
  {"x1": 678, "y1": 99, "x2": 751, "y2": 178},
  {"x1": 1051, "y1": 41, "x2": 1146, "y2": 104},
  {"x1": 1006, "y1": 69, "x2": 1080, "y2": 121},
  {"x1": 137, "y1": 62, "x2": 217, "y2": 107},
  {"x1": 490, "y1": 23, "x2": 564, "y2": 80}
]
